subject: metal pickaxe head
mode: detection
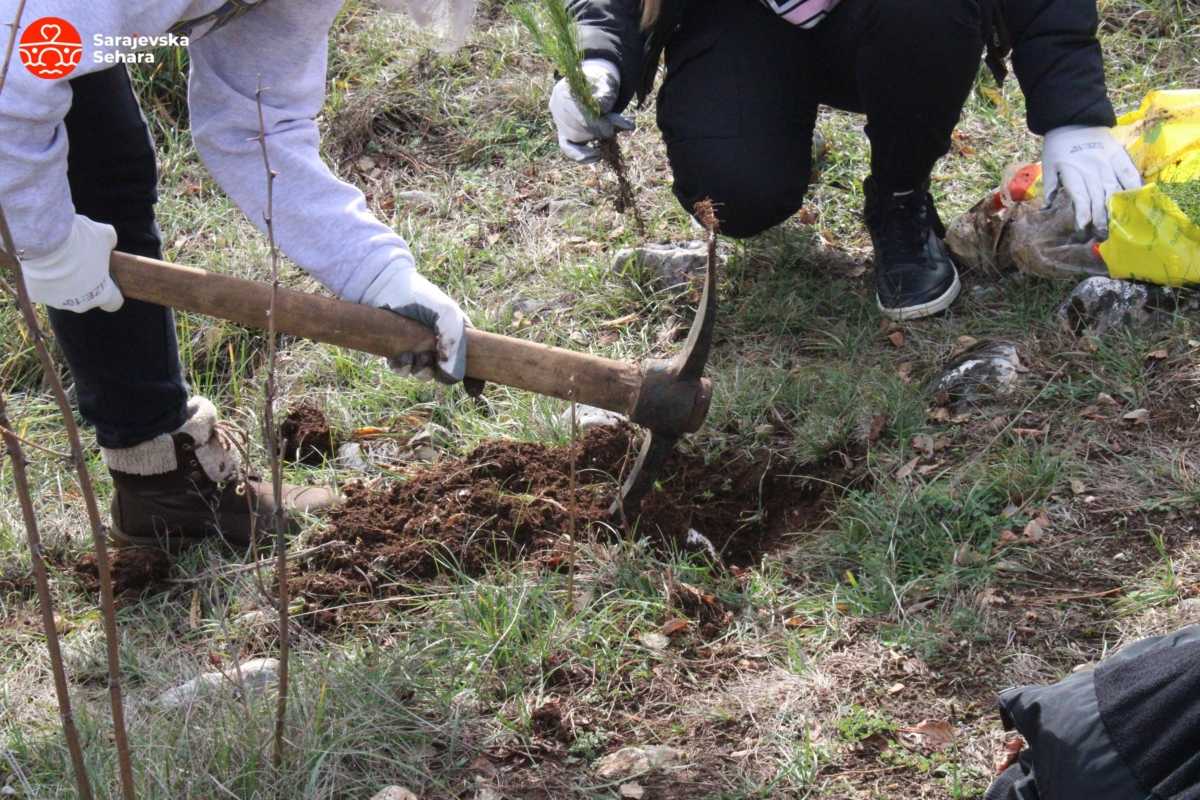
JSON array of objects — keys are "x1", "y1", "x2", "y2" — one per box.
[{"x1": 611, "y1": 203, "x2": 719, "y2": 520}]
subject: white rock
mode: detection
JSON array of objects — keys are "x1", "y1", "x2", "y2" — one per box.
[
  {"x1": 934, "y1": 340, "x2": 1024, "y2": 405},
  {"x1": 613, "y1": 242, "x2": 709, "y2": 288},
  {"x1": 158, "y1": 657, "x2": 280, "y2": 710},
  {"x1": 337, "y1": 442, "x2": 370, "y2": 471},
  {"x1": 639, "y1": 632, "x2": 670, "y2": 651},
  {"x1": 395, "y1": 190, "x2": 437, "y2": 209},
  {"x1": 370, "y1": 788, "x2": 419, "y2": 800},
  {"x1": 594, "y1": 745, "x2": 686, "y2": 780},
  {"x1": 1057, "y1": 277, "x2": 1177, "y2": 337},
  {"x1": 561, "y1": 404, "x2": 627, "y2": 431}
]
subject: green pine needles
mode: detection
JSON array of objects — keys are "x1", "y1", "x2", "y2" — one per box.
[{"x1": 513, "y1": 0, "x2": 602, "y2": 118}]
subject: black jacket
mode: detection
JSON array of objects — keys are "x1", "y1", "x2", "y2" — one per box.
[
  {"x1": 568, "y1": 0, "x2": 1117, "y2": 135},
  {"x1": 992, "y1": 625, "x2": 1200, "y2": 800}
]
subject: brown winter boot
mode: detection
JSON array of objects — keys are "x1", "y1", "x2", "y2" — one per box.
[{"x1": 102, "y1": 398, "x2": 337, "y2": 551}]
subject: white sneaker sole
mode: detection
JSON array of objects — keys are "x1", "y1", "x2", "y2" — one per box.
[{"x1": 877, "y1": 268, "x2": 962, "y2": 321}]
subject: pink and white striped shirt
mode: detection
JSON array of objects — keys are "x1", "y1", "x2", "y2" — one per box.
[{"x1": 758, "y1": 0, "x2": 842, "y2": 28}]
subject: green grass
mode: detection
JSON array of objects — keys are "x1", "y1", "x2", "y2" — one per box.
[{"x1": 2, "y1": 2, "x2": 1199, "y2": 798}]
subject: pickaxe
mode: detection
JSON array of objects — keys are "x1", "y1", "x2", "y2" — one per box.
[{"x1": 104, "y1": 249, "x2": 717, "y2": 517}]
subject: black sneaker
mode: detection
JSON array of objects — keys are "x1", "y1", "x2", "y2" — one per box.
[{"x1": 863, "y1": 177, "x2": 961, "y2": 321}]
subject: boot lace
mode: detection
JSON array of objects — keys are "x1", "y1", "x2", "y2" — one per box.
[{"x1": 880, "y1": 192, "x2": 934, "y2": 268}]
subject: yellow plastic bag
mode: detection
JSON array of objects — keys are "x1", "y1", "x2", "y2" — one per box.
[{"x1": 1101, "y1": 90, "x2": 1200, "y2": 285}]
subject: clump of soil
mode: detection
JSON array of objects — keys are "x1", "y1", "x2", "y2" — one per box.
[
  {"x1": 74, "y1": 547, "x2": 170, "y2": 599},
  {"x1": 293, "y1": 425, "x2": 858, "y2": 611},
  {"x1": 280, "y1": 403, "x2": 337, "y2": 466}
]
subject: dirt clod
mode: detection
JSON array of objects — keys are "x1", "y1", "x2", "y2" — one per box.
[
  {"x1": 293, "y1": 425, "x2": 857, "y2": 616},
  {"x1": 74, "y1": 547, "x2": 170, "y2": 598},
  {"x1": 280, "y1": 403, "x2": 337, "y2": 466}
]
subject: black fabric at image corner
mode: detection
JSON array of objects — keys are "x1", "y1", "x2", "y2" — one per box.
[{"x1": 1096, "y1": 637, "x2": 1200, "y2": 800}]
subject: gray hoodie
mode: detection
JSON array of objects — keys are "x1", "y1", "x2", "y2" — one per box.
[{"x1": 1, "y1": 0, "x2": 411, "y2": 303}]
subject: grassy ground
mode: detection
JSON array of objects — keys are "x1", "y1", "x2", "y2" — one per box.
[{"x1": 2, "y1": 1, "x2": 1199, "y2": 797}]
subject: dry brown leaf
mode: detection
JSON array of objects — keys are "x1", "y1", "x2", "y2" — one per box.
[
  {"x1": 896, "y1": 457, "x2": 920, "y2": 479},
  {"x1": 897, "y1": 362, "x2": 915, "y2": 384},
  {"x1": 1123, "y1": 408, "x2": 1151, "y2": 425},
  {"x1": 928, "y1": 406, "x2": 952, "y2": 423},
  {"x1": 661, "y1": 618, "x2": 690, "y2": 638},
  {"x1": 1148, "y1": 349, "x2": 1169, "y2": 360},
  {"x1": 867, "y1": 414, "x2": 889, "y2": 444},
  {"x1": 1023, "y1": 513, "x2": 1050, "y2": 543},
  {"x1": 888, "y1": 330, "x2": 906, "y2": 348},
  {"x1": 995, "y1": 733, "x2": 1026, "y2": 774},
  {"x1": 902, "y1": 719, "x2": 956, "y2": 751},
  {"x1": 1070, "y1": 478, "x2": 1087, "y2": 496},
  {"x1": 911, "y1": 434, "x2": 935, "y2": 457}
]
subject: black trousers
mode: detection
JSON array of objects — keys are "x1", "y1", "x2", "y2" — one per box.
[
  {"x1": 658, "y1": 0, "x2": 985, "y2": 238},
  {"x1": 50, "y1": 66, "x2": 190, "y2": 449}
]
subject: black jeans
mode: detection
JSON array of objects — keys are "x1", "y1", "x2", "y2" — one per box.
[
  {"x1": 658, "y1": 0, "x2": 984, "y2": 238},
  {"x1": 51, "y1": 66, "x2": 190, "y2": 449}
]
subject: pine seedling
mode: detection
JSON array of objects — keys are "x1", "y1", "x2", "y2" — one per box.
[
  {"x1": 514, "y1": 0, "x2": 644, "y2": 233},
  {"x1": 513, "y1": 0, "x2": 601, "y2": 118}
]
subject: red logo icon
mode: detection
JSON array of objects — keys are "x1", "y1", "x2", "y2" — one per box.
[{"x1": 19, "y1": 17, "x2": 83, "y2": 80}]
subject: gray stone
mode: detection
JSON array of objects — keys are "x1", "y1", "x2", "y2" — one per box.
[
  {"x1": 395, "y1": 190, "x2": 437, "y2": 209},
  {"x1": 934, "y1": 340, "x2": 1024, "y2": 406},
  {"x1": 370, "y1": 789, "x2": 419, "y2": 800},
  {"x1": 594, "y1": 746, "x2": 686, "y2": 780},
  {"x1": 158, "y1": 657, "x2": 279, "y2": 710},
  {"x1": 1057, "y1": 276, "x2": 1178, "y2": 337},
  {"x1": 613, "y1": 242, "x2": 709, "y2": 288},
  {"x1": 337, "y1": 442, "x2": 370, "y2": 471},
  {"x1": 562, "y1": 403, "x2": 626, "y2": 431}
]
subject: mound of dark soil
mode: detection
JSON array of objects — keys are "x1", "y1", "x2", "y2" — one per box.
[
  {"x1": 280, "y1": 403, "x2": 337, "y2": 466},
  {"x1": 74, "y1": 547, "x2": 170, "y2": 599},
  {"x1": 293, "y1": 425, "x2": 858, "y2": 611}
]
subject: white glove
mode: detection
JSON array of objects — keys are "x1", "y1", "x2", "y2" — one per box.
[
  {"x1": 1042, "y1": 125, "x2": 1143, "y2": 235},
  {"x1": 361, "y1": 264, "x2": 467, "y2": 384},
  {"x1": 21, "y1": 214, "x2": 123, "y2": 313},
  {"x1": 549, "y1": 59, "x2": 635, "y2": 164}
]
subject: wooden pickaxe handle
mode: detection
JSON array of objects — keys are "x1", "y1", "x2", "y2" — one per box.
[{"x1": 109, "y1": 251, "x2": 705, "y2": 431}]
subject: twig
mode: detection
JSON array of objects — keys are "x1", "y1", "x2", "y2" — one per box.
[
  {"x1": 0, "y1": 0, "x2": 26, "y2": 99},
  {"x1": 0, "y1": 3, "x2": 137, "y2": 797},
  {"x1": 0, "y1": 423, "x2": 72, "y2": 460},
  {"x1": 254, "y1": 77, "x2": 291, "y2": 774},
  {"x1": 566, "y1": 380, "x2": 578, "y2": 616},
  {"x1": 0, "y1": 394, "x2": 94, "y2": 800}
]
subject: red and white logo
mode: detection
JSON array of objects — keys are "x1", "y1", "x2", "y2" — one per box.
[{"x1": 19, "y1": 17, "x2": 82, "y2": 80}]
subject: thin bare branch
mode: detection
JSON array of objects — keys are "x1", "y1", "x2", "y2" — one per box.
[
  {"x1": 254, "y1": 76, "x2": 291, "y2": 774},
  {"x1": 0, "y1": 2, "x2": 136, "y2": 796},
  {"x1": 0, "y1": 422, "x2": 73, "y2": 460},
  {"x1": 0, "y1": 393, "x2": 94, "y2": 799},
  {"x1": 0, "y1": 0, "x2": 26, "y2": 98}
]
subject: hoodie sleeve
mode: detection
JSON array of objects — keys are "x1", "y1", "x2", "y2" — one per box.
[
  {"x1": 567, "y1": 0, "x2": 645, "y2": 114},
  {"x1": 1004, "y1": 0, "x2": 1117, "y2": 135},
  {"x1": 187, "y1": 0, "x2": 413, "y2": 303},
  {"x1": 0, "y1": 2, "x2": 195, "y2": 259}
]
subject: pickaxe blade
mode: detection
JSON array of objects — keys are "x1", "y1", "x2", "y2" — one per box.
[{"x1": 610, "y1": 228, "x2": 718, "y2": 520}]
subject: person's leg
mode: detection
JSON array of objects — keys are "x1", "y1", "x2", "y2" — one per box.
[
  {"x1": 814, "y1": 0, "x2": 984, "y2": 319},
  {"x1": 55, "y1": 65, "x2": 190, "y2": 448},
  {"x1": 55, "y1": 66, "x2": 335, "y2": 550},
  {"x1": 826, "y1": 0, "x2": 984, "y2": 191},
  {"x1": 656, "y1": 0, "x2": 818, "y2": 239}
]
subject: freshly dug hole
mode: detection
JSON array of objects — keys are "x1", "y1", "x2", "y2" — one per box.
[{"x1": 292, "y1": 426, "x2": 857, "y2": 612}]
